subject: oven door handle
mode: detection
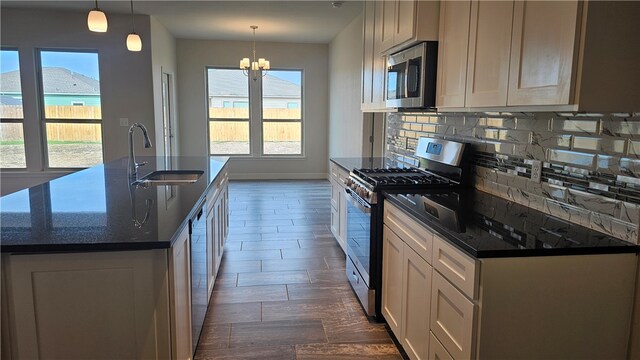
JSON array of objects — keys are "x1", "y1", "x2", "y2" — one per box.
[{"x1": 345, "y1": 188, "x2": 372, "y2": 214}]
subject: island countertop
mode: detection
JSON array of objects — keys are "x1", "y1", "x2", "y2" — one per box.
[{"x1": 0, "y1": 156, "x2": 229, "y2": 253}]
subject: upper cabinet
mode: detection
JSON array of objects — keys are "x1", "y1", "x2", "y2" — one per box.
[
  {"x1": 437, "y1": 0, "x2": 640, "y2": 112},
  {"x1": 362, "y1": 0, "x2": 440, "y2": 112},
  {"x1": 379, "y1": 0, "x2": 440, "y2": 54}
]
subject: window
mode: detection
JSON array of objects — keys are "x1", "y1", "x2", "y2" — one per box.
[
  {"x1": 262, "y1": 70, "x2": 302, "y2": 155},
  {"x1": 207, "y1": 68, "x2": 250, "y2": 155},
  {"x1": 206, "y1": 68, "x2": 304, "y2": 157},
  {"x1": 0, "y1": 49, "x2": 27, "y2": 168},
  {"x1": 38, "y1": 50, "x2": 103, "y2": 168}
]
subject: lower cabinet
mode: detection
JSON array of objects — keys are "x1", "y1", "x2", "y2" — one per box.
[
  {"x1": 169, "y1": 224, "x2": 193, "y2": 360},
  {"x1": 206, "y1": 169, "x2": 229, "y2": 297},
  {"x1": 329, "y1": 171, "x2": 348, "y2": 252},
  {"x1": 1, "y1": 250, "x2": 172, "y2": 359},
  {"x1": 382, "y1": 225, "x2": 432, "y2": 360},
  {"x1": 383, "y1": 200, "x2": 638, "y2": 360}
]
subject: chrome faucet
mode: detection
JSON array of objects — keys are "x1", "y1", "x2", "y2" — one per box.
[{"x1": 128, "y1": 123, "x2": 152, "y2": 178}]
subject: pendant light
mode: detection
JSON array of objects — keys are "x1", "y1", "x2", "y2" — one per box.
[
  {"x1": 87, "y1": 0, "x2": 108, "y2": 32},
  {"x1": 126, "y1": 0, "x2": 142, "y2": 52},
  {"x1": 239, "y1": 26, "x2": 270, "y2": 81}
]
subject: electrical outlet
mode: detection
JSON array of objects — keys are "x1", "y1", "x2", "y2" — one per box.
[
  {"x1": 119, "y1": 118, "x2": 129, "y2": 127},
  {"x1": 531, "y1": 160, "x2": 542, "y2": 183}
]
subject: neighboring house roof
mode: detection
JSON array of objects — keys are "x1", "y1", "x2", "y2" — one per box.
[
  {"x1": 0, "y1": 67, "x2": 100, "y2": 95},
  {"x1": 0, "y1": 95, "x2": 22, "y2": 105},
  {"x1": 208, "y1": 69, "x2": 300, "y2": 98}
]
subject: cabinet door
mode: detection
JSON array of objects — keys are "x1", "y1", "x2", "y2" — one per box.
[
  {"x1": 429, "y1": 332, "x2": 454, "y2": 360},
  {"x1": 331, "y1": 205, "x2": 340, "y2": 240},
  {"x1": 331, "y1": 179, "x2": 340, "y2": 210},
  {"x1": 401, "y1": 245, "x2": 432, "y2": 360},
  {"x1": 394, "y1": 0, "x2": 416, "y2": 47},
  {"x1": 465, "y1": 0, "x2": 514, "y2": 107},
  {"x1": 372, "y1": 1, "x2": 387, "y2": 109},
  {"x1": 362, "y1": 0, "x2": 375, "y2": 109},
  {"x1": 507, "y1": 0, "x2": 580, "y2": 106},
  {"x1": 430, "y1": 272, "x2": 475, "y2": 360},
  {"x1": 170, "y1": 226, "x2": 193, "y2": 360},
  {"x1": 214, "y1": 195, "x2": 224, "y2": 275},
  {"x1": 379, "y1": 0, "x2": 397, "y2": 52},
  {"x1": 338, "y1": 189, "x2": 348, "y2": 251},
  {"x1": 382, "y1": 225, "x2": 404, "y2": 335},
  {"x1": 436, "y1": 0, "x2": 472, "y2": 108},
  {"x1": 206, "y1": 207, "x2": 216, "y2": 296}
]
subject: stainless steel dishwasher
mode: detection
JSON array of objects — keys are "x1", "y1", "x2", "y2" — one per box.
[{"x1": 189, "y1": 200, "x2": 207, "y2": 355}]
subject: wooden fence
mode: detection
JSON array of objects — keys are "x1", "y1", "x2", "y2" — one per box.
[
  {"x1": 209, "y1": 108, "x2": 301, "y2": 120},
  {"x1": 209, "y1": 121, "x2": 301, "y2": 142},
  {"x1": 1, "y1": 105, "x2": 102, "y2": 120}
]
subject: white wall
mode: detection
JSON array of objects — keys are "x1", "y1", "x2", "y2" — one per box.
[
  {"x1": 176, "y1": 39, "x2": 328, "y2": 179},
  {"x1": 0, "y1": 8, "x2": 156, "y2": 195},
  {"x1": 328, "y1": 12, "x2": 365, "y2": 158},
  {"x1": 150, "y1": 16, "x2": 178, "y2": 158}
]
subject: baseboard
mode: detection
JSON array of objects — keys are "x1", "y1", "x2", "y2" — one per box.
[{"x1": 229, "y1": 173, "x2": 329, "y2": 180}]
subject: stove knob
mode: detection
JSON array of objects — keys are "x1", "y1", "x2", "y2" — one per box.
[
  {"x1": 344, "y1": 178, "x2": 352, "y2": 186},
  {"x1": 364, "y1": 190, "x2": 371, "y2": 199}
]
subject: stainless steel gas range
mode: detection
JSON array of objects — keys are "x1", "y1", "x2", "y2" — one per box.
[{"x1": 343, "y1": 138, "x2": 469, "y2": 320}]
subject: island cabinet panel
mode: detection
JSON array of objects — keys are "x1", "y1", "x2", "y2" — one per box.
[
  {"x1": 465, "y1": 0, "x2": 514, "y2": 107},
  {"x1": 329, "y1": 162, "x2": 349, "y2": 252},
  {"x1": 206, "y1": 167, "x2": 229, "y2": 296},
  {"x1": 507, "y1": 0, "x2": 580, "y2": 106},
  {"x1": 3, "y1": 250, "x2": 171, "y2": 360},
  {"x1": 206, "y1": 203, "x2": 217, "y2": 297},
  {"x1": 169, "y1": 225, "x2": 193, "y2": 360}
]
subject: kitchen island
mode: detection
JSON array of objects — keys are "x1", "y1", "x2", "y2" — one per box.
[{"x1": 1, "y1": 156, "x2": 229, "y2": 359}]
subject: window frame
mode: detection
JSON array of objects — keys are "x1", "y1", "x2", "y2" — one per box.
[
  {"x1": 205, "y1": 66, "x2": 252, "y2": 157},
  {"x1": 36, "y1": 48, "x2": 105, "y2": 170},
  {"x1": 0, "y1": 47, "x2": 28, "y2": 170},
  {"x1": 260, "y1": 68, "x2": 304, "y2": 157}
]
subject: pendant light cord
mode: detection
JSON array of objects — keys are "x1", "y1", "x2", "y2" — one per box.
[
  {"x1": 130, "y1": 0, "x2": 136, "y2": 33},
  {"x1": 252, "y1": 27, "x2": 257, "y2": 64},
  {"x1": 95, "y1": 0, "x2": 98, "y2": 9}
]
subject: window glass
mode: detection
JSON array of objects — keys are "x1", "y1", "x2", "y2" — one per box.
[
  {"x1": 0, "y1": 49, "x2": 24, "y2": 119},
  {"x1": 38, "y1": 50, "x2": 103, "y2": 168},
  {"x1": 0, "y1": 49, "x2": 27, "y2": 168},
  {"x1": 40, "y1": 51, "x2": 101, "y2": 120},
  {"x1": 207, "y1": 68, "x2": 250, "y2": 155},
  {"x1": 0, "y1": 123, "x2": 26, "y2": 168},
  {"x1": 262, "y1": 70, "x2": 302, "y2": 155}
]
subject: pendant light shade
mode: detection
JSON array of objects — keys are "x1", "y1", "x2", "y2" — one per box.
[
  {"x1": 126, "y1": 0, "x2": 142, "y2": 52},
  {"x1": 127, "y1": 33, "x2": 142, "y2": 51},
  {"x1": 87, "y1": 1, "x2": 107, "y2": 32}
]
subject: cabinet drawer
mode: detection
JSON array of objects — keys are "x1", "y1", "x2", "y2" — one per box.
[
  {"x1": 430, "y1": 272, "x2": 476, "y2": 360},
  {"x1": 429, "y1": 331, "x2": 454, "y2": 360},
  {"x1": 338, "y1": 168, "x2": 350, "y2": 185},
  {"x1": 384, "y1": 201, "x2": 433, "y2": 264},
  {"x1": 432, "y1": 235, "x2": 478, "y2": 299},
  {"x1": 330, "y1": 161, "x2": 340, "y2": 181}
]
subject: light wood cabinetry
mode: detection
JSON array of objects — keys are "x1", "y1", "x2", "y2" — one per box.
[
  {"x1": 206, "y1": 168, "x2": 229, "y2": 296},
  {"x1": 329, "y1": 162, "x2": 349, "y2": 252},
  {"x1": 362, "y1": 0, "x2": 388, "y2": 112},
  {"x1": 437, "y1": 0, "x2": 640, "y2": 112},
  {"x1": 169, "y1": 225, "x2": 193, "y2": 360},
  {"x1": 382, "y1": 202, "x2": 434, "y2": 360},
  {"x1": 465, "y1": 0, "x2": 513, "y2": 107},
  {"x1": 382, "y1": 200, "x2": 638, "y2": 359},
  {"x1": 2, "y1": 250, "x2": 172, "y2": 359},
  {"x1": 378, "y1": 0, "x2": 440, "y2": 54},
  {"x1": 435, "y1": 0, "x2": 471, "y2": 108}
]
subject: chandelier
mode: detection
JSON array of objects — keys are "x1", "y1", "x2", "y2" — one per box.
[{"x1": 239, "y1": 25, "x2": 270, "y2": 81}]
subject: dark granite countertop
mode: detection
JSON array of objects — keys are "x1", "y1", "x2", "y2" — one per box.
[
  {"x1": 330, "y1": 157, "x2": 388, "y2": 172},
  {"x1": 384, "y1": 189, "x2": 639, "y2": 258},
  {"x1": 0, "y1": 156, "x2": 229, "y2": 253}
]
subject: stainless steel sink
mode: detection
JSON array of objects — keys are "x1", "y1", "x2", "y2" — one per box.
[{"x1": 133, "y1": 170, "x2": 204, "y2": 186}]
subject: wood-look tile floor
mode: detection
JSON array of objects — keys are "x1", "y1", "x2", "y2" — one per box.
[{"x1": 195, "y1": 180, "x2": 403, "y2": 360}]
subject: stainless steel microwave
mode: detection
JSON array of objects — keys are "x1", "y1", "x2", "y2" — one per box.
[{"x1": 386, "y1": 41, "x2": 438, "y2": 109}]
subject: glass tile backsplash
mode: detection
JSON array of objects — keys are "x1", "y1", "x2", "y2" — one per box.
[{"x1": 385, "y1": 112, "x2": 640, "y2": 244}]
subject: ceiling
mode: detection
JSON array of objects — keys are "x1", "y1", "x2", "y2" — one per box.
[{"x1": 1, "y1": 0, "x2": 364, "y2": 43}]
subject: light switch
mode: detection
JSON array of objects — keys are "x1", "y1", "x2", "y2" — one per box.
[{"x1": 119, "y1": 118, "x2": 129, "y2": 127}]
